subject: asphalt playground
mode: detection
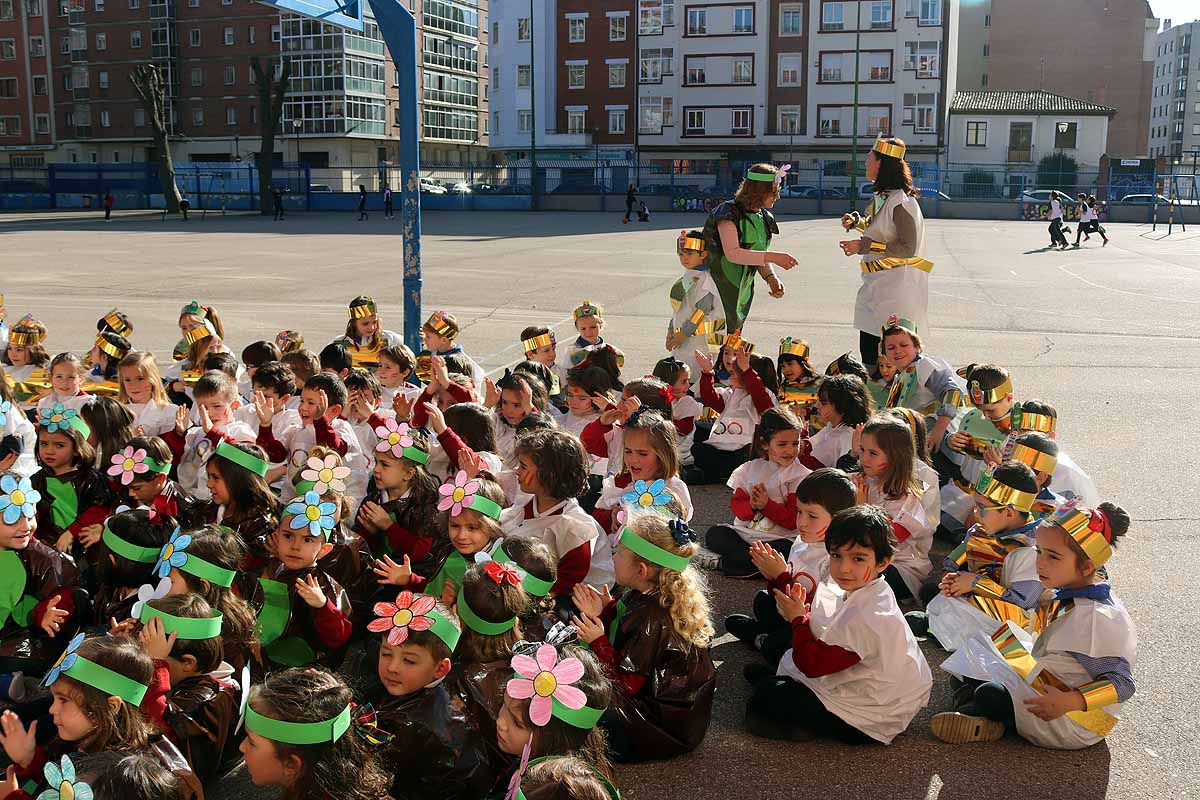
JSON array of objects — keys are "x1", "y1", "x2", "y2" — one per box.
[{"x1": 2, "y1": 206, "x2": 1197, "y2": 799}]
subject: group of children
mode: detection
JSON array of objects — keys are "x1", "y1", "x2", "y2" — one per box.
[{"x1": 0, "y1": 270, "x2": 1133, "y2": 800}]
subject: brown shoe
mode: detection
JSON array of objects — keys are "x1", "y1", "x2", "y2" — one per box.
[{"x1": 931, "y1": 712, "x2": 1005, "y2": 744}]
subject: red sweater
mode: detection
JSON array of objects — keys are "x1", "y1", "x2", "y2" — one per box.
[
  {"x1": 788, "y1": 615, "x2": 861, "y2": 677},
  {"x1": 730, "y1": 488, "x2": 798, "y2": 530},
  {"x1": 698, "y1": 367, "x2": 773, "y2": 415},
  {"x1": 257, "y1": 414, "x2": 346, "y2": 461}
]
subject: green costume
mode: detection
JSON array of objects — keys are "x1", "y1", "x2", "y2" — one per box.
[{"x1": 703, "y1": 201, "x2": 779, "y2": 331}]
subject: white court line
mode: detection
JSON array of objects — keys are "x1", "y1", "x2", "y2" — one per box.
[{"x1": 1057, "y1": 263, "x2": 1200, "y2": 305}]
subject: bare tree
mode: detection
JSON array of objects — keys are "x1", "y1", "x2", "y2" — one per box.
[
  {"x1": 128, "y1": 64, "x2": 182, "y2": 213},
  {"x1": 252, "y1": 56, "x2": 292, "y2": 215}
]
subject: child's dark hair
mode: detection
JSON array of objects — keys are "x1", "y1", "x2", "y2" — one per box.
[
  {"x1": 95, "y1": 332, "x2": 132, "y2": 379},
  {"x1": 795, "y1": 468, "x2": 857, "y2": 515},
  {"x1": 498, "y1": 370, "x2": 550, "y2": 413},
  {"x1": 514, "y1": 360, "x2": 556, "y2": 398},
  {"x1": 146, "y1": 593, "x2": 223, "y2": 674},
  {"x1": 2, "y1": 318, "x2": 49, "y2": 366},
  {"x1": 248, "y1": 668, "x2": 392, "y2": 800},
  {"x1": 208, "y1": 442, "x2": 281, "y2": 517},
  {"x1": 319, "y1": 342, "x2": 353, "y2": 375},
  {"x1": 101, "y1": 509, "x2": 175, "y2": 588},
  {"x1": 378, "y1": 344, "x2": 416, "y2": 376},
  {"x1": 860, "y1": 415, "x2": 920, "y2": 498},
  {"x1": 457, "y1": 563, "x2": 529, "y2": 664},
  {"x1": 81, "y1": 397, "x2": 135, "y2": 472},
  {"x1": 1013, "y1": 431, "x2": 1058, "y2": 459},
  {"x1": 817, "y1": 374, "x2": 872, "y2": 426},
  {"x1": 581, "y1": 346, "x2": 622, "y2": 390},
  {"x1": 499, "y1": 536, "x2": 557, "y2": 616},
  {"x1": 1019, "y1": 399, "x2": 1057, "y2": 419},
  {"x1": 517, "y1": 411, "x2": 557, "y2": 436},
  {"x1": 57, "y1": 635, "x2": 156, "y2": 753},
  {"x1": 515, "y1": 643, "x2": 611, "y2": 774},
  {"x1": 281, "y1": 350, "x2": 319, "y2": 384},
  {"x1": 825, "y1": 505, "x2": 898, "y2": 563},
  {"x1": 621, "y1": 376, "x2": 672, "y2": 415},
  {"x1": 344, "y1": 368, "x2": 382, "y2": 400},
  {"x1": 989, "y1": 461, "x2": 1039, "y2": 497},
  {"x1": 442, "y1": 403, "x2": 498, "y2": 454},
  {"x1": 566, "y1": 365, "x2": 616, "y2": 402},
  {"x1": 252, "y1": 361, "x2": 297, "y2": 397},
  {"x1": 743, "y1": 354, "x2": 779, "y2": 395},
  {"x1": 882, "y1": 407, "x2": 930, "y2": 466},
  {"x1": 518, "y1": 756, "x2": 616, "y2": 800},
  {"x1": 305, "y1": 372, "x2": 349, "y2": 408},
  {"x1": 753, "y1": 406, "x2": 803, "y2": 459},
  {"x1": 777, "y1": 349, "x2": 816, "y2": 385},
  {"x1": 825, "y1": 353, "x2": 870, "y2": 383},
  {"x1": 514, "y1": 429, "x2": 590, "y2": 500},
  {"x1": 242, "y1": 340, "x2": 282, "y2": 370},
  {"x1": 202, "y1": 350, "x2": 239, "y2": 379},
  {"x1": 173, "y1": 525, "x2": 259, "y2": 660},
  {"x1": 193, "y1": 370, "x2": 238, "y2": 403},
  {"x1": 441, "y1": 352, "x2": 474, "y2": 381},
  {"x1": 961, "y1": 364, "x2": 1010, "y2": 400},
  {"x1": 123, "y1": 435, "x2": 173, "y2": 483},
  {"x1": 395, "y1": 600, "x2": 460, "y2": 664},
  {"x1": 37, "y1": 419, "x2": 96, "y2": 469},
  {"x1": 92, "y1": 752, "x2": 182, "y2": 800},
  {"x1": 651, "y1": 356, "x2": 689, "y2": 388}
]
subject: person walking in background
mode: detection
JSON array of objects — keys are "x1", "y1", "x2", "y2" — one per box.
[
  {"x1": 358, "y1": 184, "x2": 369, "y2": 221},
  {"x1": 624, "y1": 183, "x2": 637, "y2": 224},
  {"x1": 1047, "y1": 191, "x2": 1070, "y2": 250},
  {"x1": 383, "y1": 185, "x2": 394, "y2": 219},
  {"x1": 272, "y1": 186, "x2": 285, "y2": 221},
  {"x1": 103, "y1": 190, "x2": 114, "y2": 221}
]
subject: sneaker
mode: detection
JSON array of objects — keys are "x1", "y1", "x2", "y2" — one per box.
[
  {"x1": 931, "y1": 712, "x2": 1005, "y2": 744},
  {"x1": 742, "y1": 662, "x2": 774, "y2": 684},
  {"x1": 692, "y1": 548, "x2": 721, "y2": 572},
  {"x1": 1102, "y1": 239, "x2": 1109, "y2": 246},
  {"x1": 724, "y1": 614, "x2": 761, "y2": 646},
  {"x1": 905, "y1": 610, "x2": 929, "y2": 637}
]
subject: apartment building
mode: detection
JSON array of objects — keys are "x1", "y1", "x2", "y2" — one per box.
[
  {"x1": 1148, "y1": 18, "x2": 1200, "y2": 164},
  {"x1": 0, "y1": 0, "x2": 59, "y2": 164},
  {"x1": 413, "y1": 0, "x2": 488, "y2": 163}
]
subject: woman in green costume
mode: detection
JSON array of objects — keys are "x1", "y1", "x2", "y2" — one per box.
[{"x1": 704, "y1": 163, "x2": 798, "y2": 334}]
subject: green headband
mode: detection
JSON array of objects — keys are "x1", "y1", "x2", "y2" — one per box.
[
  {"x1": 173, "y1": 553, "x2": 236, "y2": 588},
  {"x1": 516, "y1": 757, "x2": 620, "y2": 800},
  {"x1": 456, "y1": 589, "x2": 516, "y2": 635},
  {"x1": 245, "y1": 704, "x2": 351, "y2": 745},
  {"x1": 215, "y1": 439, "x2": 270, "y2": 477},
  {"x1": 138, "y1": 604, "x2": 224, "y2": 640},
  {"x1": 551, "y1": 697, "x2": 606, "y2": 729},
  {"x1": 493, "y1": 544, "x2": 555, "y2": 597},
  {"x1": 744, "y1": 170, "x2": 777, "y2": 182},
  {"x1": 102, "y1": 525, "x2": 160, "y2": 563},
  {"x1": 293, "y1": 479, "x2": 318, "y2": 495},
  {"x1": 44, "y1": 635, "x2": 149, "y2": 705},
  {"x1": 619, "y1": 528, "x2": 691, "y2": 572}
]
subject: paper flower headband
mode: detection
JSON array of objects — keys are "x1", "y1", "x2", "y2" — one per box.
[
  {"x1": 621, "y1": 479, "x2": 673, "y2": 511},
  {"x1": 37, "y1": 755, "x2": 92, "y2": 800},
  {"x1": 43, "y1": 633, "x2": 149, "y2": 705},
  {"x1": 438, "y1": 471, "x2": 503, "y2": 520},
  {"x1": 107, "y1": 446, "x2": 170, "y2": 486},
  {"x1": 0, "y1": 474, "x2": 40, "y2": 524},
  {"x1": 284, "y1": 491, "x2": 338, "y2": 539},
  {"x1": 153, "y1": 527, "x2": 237, "y2": 587},
  {"x1": 506, "y1": 644, "x2": 589, "y2": 727},
  {"x1": 296, "y1": 454, "x2": 351, "y2": 495},
  {"x1": 38, "y1": 403, "x2": 91, "y2": 438},
  {"x1": 368, "y1": 590, "x2": 461, "y2": 651},
  {"x1": 374, "y1": 419, "x2": 430, "y2": 464}
]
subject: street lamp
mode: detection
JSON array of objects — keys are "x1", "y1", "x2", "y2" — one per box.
[
  {"x1": 848, "y1": 0, "x2": 863, "y2": 204},
  {"x1": 292, "y1": 118, "x2": 302, "y2": 166},
  {"x1": 528, "y1": 0, "x2": 539, "y2": 210}
]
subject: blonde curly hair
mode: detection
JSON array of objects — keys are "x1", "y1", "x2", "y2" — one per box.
[{"x1": 625, "y1": 513, "x2": 714, "y2": 647}]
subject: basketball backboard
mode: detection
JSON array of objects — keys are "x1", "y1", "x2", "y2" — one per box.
[{"x1": 255, "y1": 0, "x2": 364, "y2": 31}]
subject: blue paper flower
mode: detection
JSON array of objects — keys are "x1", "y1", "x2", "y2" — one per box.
[
  {"x1": 0, "y1": 474, "x2": 41, "y2": 525},
  {"x1": 37, "y1": 403, "x2": 79, "y2": 433},
  {"x1": 285, "y1": 490, "x2": 337, "y2": 537},
  {"x1": 0, "y1": 399, "x2": 10, "y2": 426},
  {"x1": 37, "y1": 755, "x2": 93, "y2": 800},
  {"x1": 43, "y1": 632, "x2": 86, "y2": 688},
  {"x1": 154, "y1": 527, "x2": 193, "y2": 579},
  {"x1": 621, "y1": 479, "x2": 672, "y2": 510}
]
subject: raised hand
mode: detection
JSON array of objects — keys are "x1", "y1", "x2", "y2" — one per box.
[
  {"x1": 295, "y1": 574, "x2": 328, "y2": 608},
  {"x1": 773, "y1": 582, "x2": 810, "y2": 622},
  {"x1": 372, "y1": 554, "x2": 412, "y2": 586},
  {"x1": 0, "y1": 711, "x2": 37, "y2": 769}
]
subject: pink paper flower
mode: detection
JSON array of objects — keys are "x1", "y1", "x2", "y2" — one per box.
[
  {"x1": 374, "y1": 419, "x2": 415, "y2": 458},
  {"x1": 437, "y1": 470, "x2": 481, "y2": 516},
  {"x1": 107, "y1": 446, "x2": 150, "y2": 486},
  {"x1": 367, "y1": 591, "x2": 438, "y2": 646},
  {"x1": 506, "y1": 644, "x2": 587, "y2": 726},
  {"x1": 300, "y1": 454, "x2": 351, "y2": 494}
]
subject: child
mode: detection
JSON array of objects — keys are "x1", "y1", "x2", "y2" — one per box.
[
  {"x1": 320, "y1": 343, "x2": 354, "y2": 380},
  {"x1": 333, "y1": 295, "x2": 404, "y2": 372},
  {"x1": 275, "y1": 329, "x2": 304, "y2": 355},
  {"x1": 637, "y1": 200, "x2": 650, "y2": 221},
  {"x1": 0, "y1": 366, "x2": 38, "y2": 478},
  {"x1": 650, "y1": 357, "x2": 702, "y2": 468},
  {"x1": 1007, "y1": 399, "x2": 1099, "y2": 507},
  {"x1": 666, "y1": 231, "x2": 725, "y2": 378},
  {"x1": 204, "y1": 440, "x2": 279, "y2": 570},
  {"x1": 943, "y1": 364, "x2": 1015, "y2": 473},
  {"x1": 241, "y1": 667, "x2": 392, "y2": 800},
  {"x1": 238, "y1": 340, "x2": 282, "y2": 401},
  {"x1": 937, "y1": 500, "x2": 1134, "y2": 749},
  {"x1": 746, "y1": 505, "x2": 932, "y2": 743},
  {"x1": 174, "y1": 301, "x2": 225, "y2": 362},
  {"x1": 1007, "y1": 432, "x2": 1063, "y2": 517},
  {"x1": 341, "y1": 369, "x2": 388, "y2": 467},
  {"x1": 427, "y1": 401, "x2": 506, "y2": 486},
  {"x1": 724, "y1": 468, "x2": 858, "y2": 668},
  {"x1": 706, "y1": 407, "x2": 809, "y2": 578},
  {"x1": 521, "y1": 325, "x2": 566, "y2": 401},
  {"x1": 256, "y1": 490, "x2": 353, "y2": 668},
  {"x1": 923, "y1": 462, "x2": 1044, "y2": 652},
  {"x1": 0, "y1": 472, "x2": 83, "y2": 663},
  {"x1": 236, "y1": 361, "x2": 301, "y2": 439},
  {"x1": 165, "y1": 371, "x2": 257, "y2": 502},
  {"x1": 377, "y1": 343, "x2": 421, "y2": 410},
  {"x1": 571, "y1": 513, "x2": 716, "y2": 761},
  {"x1": 111, "y1": 435, "x2": 203, "y2": 526},
  {"x1": 579, "y1": 376, "x2": 672, "y2": 484},
  {"x1": 117, "y1": 352, "x2": 180, "y2": 437},
  {"x1": 94, "y1": 509, "x2": 174, "y2": 624},
  {"x1": 559, "y1": 301, "x2": 623, "y2": 373},
  {"x1": 367, "y1": 592, "x2": 494, "y2": 799},
  {"x1": 502, "y1": 429, "x2": 615, "y2": 595},
  {"x1": 165, "y1": 321, "x2": 234, "y2": 402},
  {"x1": 137, "y1": 592, "x2": 241, "y2": 783},
  {"x1": 490, "y1": 535, "x2": 558, "y2": 641},
  {"x1": 281, "y1": 349, "x2": 319, "y2": 387},
  {"x1": 592, "y1": 408, "x2": 692, "y2": 540},
  {"x1": 851, "y1": 415, "x2": 933, "y2": 606},
  {"x1": 879, "y1": 315, "x2": 965, "y2": 450},
  {"x1": 776, "y1": 338, "x2": 821, "y2": 424},
  {"x1": 491, "y1": 370, "x2": 548, "y2": 466},
  {"x1": 883, "y1": 406, "x2": 941, "y2": 530},
  {"x1": 1, "y1": 314, "x2": 50, "y2": 409},
  {"x1": 420, "y1": 310, "x2": 486, "y2": 389},
  {"x1": 825, "y1": 352, "x2": 871, "y2": 383},
  {"x1": 87, "y1": 332, "x2": 132, "y2": 390},
  {"x1": 81, "y1": 397, "x2": 134, "y2": 474},
  {"x1": 37, "y1": 353, "x2": 92, "y2": 415},
  {"x1": 510, "y1": 756, "x2": 620, "y2": 800},
  {"x1": 32, "y1": 404, "x2": 113, "y2": 558},
  {"x1": 689, "y1": 345, "x2": 777, "y2": 485},
  {"x1": 97, "y1": 308, "x2": 134, "y2": 340}
]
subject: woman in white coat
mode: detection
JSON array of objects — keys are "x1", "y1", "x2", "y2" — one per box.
[{"x1": 838, "y1": 138, "x2": 932, "y2": 372}]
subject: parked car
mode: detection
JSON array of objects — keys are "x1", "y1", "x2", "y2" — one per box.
[
  {"x1": 779, "y1": 184, "x2": 815, "y2": 198},
  {"x1": 308, "y1": 184, "x2": 333, "y2": 193},
  {"x1": 448, "y1": 182, "x2": 473, "y2": 195},
  {"x1": 419, "y1": 179, "x2": 447, "y2": 194},
  {"x1": 551, "y1": 183, "x2": 607, "y2": 194},
  {"x1": 1018, "y1": 189, "x2": 1078, "y2": 206},
  {"x1": 1118, "y1": 193, "x2": 1174, "y2": 205}
]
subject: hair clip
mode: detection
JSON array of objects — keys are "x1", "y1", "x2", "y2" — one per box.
[{"x1": 669, "y1": 519, "x2": 698, "y2": 547}]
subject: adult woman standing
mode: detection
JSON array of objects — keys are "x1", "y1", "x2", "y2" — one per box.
[
  {"x1": 839, "y1": 138, "x2": 932, "y2": 370},
  {"x1": 624, "y1": 183, "x2": 637, "y2": 223},
  {"x1": 705, "y1": 163, "x2": 798, "y2": 334}
]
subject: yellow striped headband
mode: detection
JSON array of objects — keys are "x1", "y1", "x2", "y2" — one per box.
[
  {"x1": 778, "y1": 337, "x2": 810, "y2": 358},
  {"x1": 424, "y1": 311, "x2": 456, "y2": 338},
  {"x1": 349, "y1": 297, "x2": 377, "y2": 319},
  {"x1": 522, "y1": 332, "x2": 556, "y2": 352},
  {"x1": 1049, "y1": 501, "x2": 1113, "y2": 567},
  {"x1": 95, "y1": 335, "x2": 127, "y2": 360},
  {"x1": 974, "y1": 470, "x2": 1036, "y2": 513},
  {"x1": 1011, "y1": 443, "x2": 1057, "y2": 475},
  {"x1": 722, "y1": 332, "x2": 754, "y2": 354},
  {"x1": 873, "y1": 138, "x2": 906, "y2": 160},
  {"x1": 9, "y1": 315, "x2": 45, "y2": 347},
  {"x1": 1011, "y1": 402, "x2": 1057, "y2": 434},
  {"x1": 573, "y1": 301, "x2": 602, "y2": 321},
  {"x1": 183, "y1": 323, "x2": 215, "y2": 346},
  {"x1": 102, "y1": 309, "x2": 133, "y2": 336},
  {"x1": 969, "y1": 377, "x2": 1013, "y2": 406}
]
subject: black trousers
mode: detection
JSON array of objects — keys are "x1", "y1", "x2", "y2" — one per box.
[
  {"x1": 705, "y1": 526, "x2": 789, "y2": 577},
  {"x1": 1048, "y1": 219, "x2": 1068, "y2": 247},
  {"x1": 751, "y1": 588, "x2": 794, "y2": 665},
  {"x1": 883, "y1": 564, "x2": 913, "y2": 601},
  {"x1": 859, "y1": 331, "x2": 881, "y2": 370},
  {"x1": 384, "y1": 198, "x2": 393, "y2": 217},
  {"x1": 955, "y1": 678, "x2": 1016, "y2": 730},
  {"x1": 747, "y1": 675, "x2": 874, "y2": 744}
]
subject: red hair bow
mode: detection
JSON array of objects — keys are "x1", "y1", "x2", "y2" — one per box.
[
  {"x1": 148, "y1": 494, "x2": 178, "y2": 524},
  {"x1": 657, "y1": 385, "x2": 677, "y2": 404},
  {"x1": 1088, "y1": 507, "x2": 1112, "y2": 543},
  {"x1": 484, "y1": 560, "x2": 522, "y2": 587}
]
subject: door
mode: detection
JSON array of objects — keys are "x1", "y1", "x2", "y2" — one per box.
[{"x1": 1008, "y1": 122, "x2": 1033, "y2": 163}]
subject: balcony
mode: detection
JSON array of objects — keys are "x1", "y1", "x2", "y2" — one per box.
[
  {"x1": 1007, "y1": 146, "x2": 1033, "y2": 162},
  {"x1": 72, "y1": 87, "x2": 89, "y2": 99},
  {"x1": 71, "y1": 49, "x2": 86, "y2": 62}
]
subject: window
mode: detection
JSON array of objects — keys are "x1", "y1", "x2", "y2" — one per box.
[
  {"x1": 134, "y1": 107, "x2": 145, "y2": 126},
  {"x1": 517, "y1": 109, "x2": 531, "y2": 132},
  {"x1": 128, "y1": 0, "x2": 138, "y2": 6},
  {"x1": 820, "y1": 52, "x2": 847, "y2": 81},
  {"x1": 0, "y1": 38, "x2": 13, "y2": 60},
  {"x1": 639, "y1": 0, "x2": 662, "y2": 34},
  {"x1": 568, "y1": 17, "x2": 585, "y2": 43},
  {"x1": 100, "y1": 109, "x2": 110, "y2": 127},
  {"x1": 517, "y1": 17, "x2": 530, "y2": 41},
  {"x1": 733, "y1": 7, "x2": 753, "y2": 33},
  {"x1": 903, "y1": 40, "x2": 939, "y2": 77},
  {"x1": 732, "y1": 108, "x2": 750, "y2": 134},
  {"x1": 59, "y1": 36, "x2": 68, "y2": 54},
  {"x1": 686, "y1": 8, "x2": 705, "y2": 35},
  {"x1": 778, "y1": 106, "x2": 800, "y2": 134},
  {"x1": 27, "y1": 0, "x2": 43, "y2": 14},
  {"x1": 98, "y1": 70, "x2": 108, "y2": 88},
  {"x1": 608, "y1": 108, "x2": 625, "y2": 134},
  {"x1": 35, "y1": 113, "x2": 49, "y2": 134},
  {"x1": 984, "y1": 13, "x2": 990, "y2": 26},
  {"x1": 868, "y1": 1, "x2": 892, "y2": 29},
  {"x1": 0, "y1": 116, "x2": 18, "y2": 135},
  {"x1": 865, "y1": 108, "x2": 888, "y2": 135},
  {"x1": 819, "y1": 108, "x2": 841, "y2": 136},
  {"x1": 609, "y1": 15, "x2": 626, "y2": 41},
  {"x1": 30, "y1": 36, "x2": 44, "y2": 56},
  {"x1": 639, "y1": 95, "x2": 673, "y2": 132},
  {"x1": 567, "y1": 109, "x2": 585, "y2": 133},
  {"x1": 865, "y1": 51, "x2": 892, "y2": 81},
  {"x1": 981, "y1": 73, "x2": 988, "y2": 87},
  {"x1": 33, "y1": 75, "x2": 47, "y2": 95},
  {"x1": 226, "y1": 106, "x2": 236, "y2": 126},
  {"x1": 919, "y1": 0, "x2": 940, "y2": 25},
  {"x1": 686, "y1": 58, "x2": 705, "y2": 85},
  {"x1": 1192, "y1": 123, "x2": 1200, "y2": 135},
  {"x1": 224, "y1": 65, "x2": 235, "y2": 85},
  {"x1": 94, "y1": 32, "x2": 106, "y2": 50},
  {"x1": 685, "y1": 109, "x2": 704, "y2": 134},
  {"x1": 492, "y1": 66, "x2": 499, "y2": 85},
  {"x1": 224, "y1": 27, "x2": 233, "y2": 45},
  {"x1": 640, "y1": 47, "x2": 673, "y2": 82},
  {"x1": 1054, "y1": 121, "x2": 1077, "y2": 149},
  {"x1": 568, "y1": 63, "x2": 585, "y2": 89},
  {"x1": 94, "y1": 0, "x2": 102, "y2": 9},
  {"x1": 516, "y1": 65, "x2": 530, "y2": 87},
  {"x1": 272, "y1": 24, "x2": 281, "y2": 43},
  {"x1": 191, "y1": 66, "x2": 202, "y2": 86},
  {"x1": 732, "y1": 56, "x2": 752, "y2": 84},
  {"x1": 965, "y1": 120, "x2": 986, "y2": 146},
  {"x1": 0, "y1": 78, "x2": 15, "y2": 97},
  {"x1": 821, "y1": 2, "x2": 844, "y2": 31},
  {"x1": 777, "y1": 53, "x2": 803, "y2": 86},
  {"x1": 189, "y1": 29, "x2": 200, "y2": 47},
  {"x1": 249, "y1": 26, "x2": 256, "y2": 44},
  {"x1": 192, "y1": 108, "x2": 203, "y2": 126},
  {"x1": 902, "y1": 92, "x2": 936, "y2": 132},
  {"x1": 608, "y1": 63, "x2": 626, "y2": 87},
  {"x1": 491, "y1": 21, "x2": 498, "y2": 43},
  {"x1": 780, "y1": 4, "x2": 802, "y2": 35},
  {"x1": 130, "y1": 29, "x2": 141, "y2": 47},
  {"x1": 904, "y1": 0, "x2": 917, "y2": 16},
  {"x1": 982, "y1": 43, "x2": 989, "y2": 57}
]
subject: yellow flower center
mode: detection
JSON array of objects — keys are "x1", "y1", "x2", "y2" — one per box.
[
  {"x1": 452, "y1": 487, "x2": 467, "y2": 503},
  {"x1": 51, "y1": 413, "x2": 63, "y2": 423},
  {"x1": 60, "y1": 781, "x2": 76, "y2": 800},
  {"x1": 123, "y1": 457, "x2": 136, "y2": 471},
  {"x1": 162, "y1": 544, "x2": 175, "y2": 560},
  {"x1": 533, "y1": 670, "x2": 558, "y2": 698},
  {"x1": 306, "y1": 505, "x2": 322, "y2": 521},
  {"x1": 392, "y1": 608, "x2": 414, "y2": 627},
  {"x1": 388, "y1": 432, "x2": 402, "y2": 446},
  {"x1": 638, "y1": 492, "x2": 654, "y2": 507},
  {"x1": 318, "y1": 467, "x2": 335, "y2": 484},
  {"x1": 9, "y1": 490, "x2": 24, "y2": 506}
]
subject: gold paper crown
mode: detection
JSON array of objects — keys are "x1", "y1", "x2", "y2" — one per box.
[
  {"x1": 873, "y1": 138, "x2": 906, "y2": 160},
  {"x1": 974, "y1": 470, "x2": 1037, "y2": 513},
  {"x1": 1010, "y1": 442, "x2": 1057, "y2": 475},
  {"x1": 969, "y1": 377, "x2": 1013, "y2": 406},
  {"x1": 722, "y1": 331, "x2": 754, "y2": 354},
  {"x1": 1011, "y1": 402, "x2": 1056, "y2": 433},
  {"x1": 95, "y1": 335, "x2": 127, "y2": 360},
  {"x1": 679, "y1": 236, "x2": 707, "y2": 252},
  {"x1": 102, "y1": 309, "x2": 133, "y2": 337},
  {"x1": 424, "y1": 311, "x2": 456, "y2": 339},
  {"x1": 881, "y1": 314, "x2": 918, "y2": 337},
  {"x1": 1050, "y1": 502, "x2": 1113, "y2": 567},
  {"x1": 573, "y1": 301, "x2": 602, "y2": 321},
  {"x1": 8, "y1": 315, "x2": 45, "y2": 347},
  {"x1": 778, "y1": 337, "x2": 810, "y2": 358},
  {"x1": 521, "y1": 332, "x2": 556, "y2": 353},
  {"x1": 183, "y1": 324, "x2": 214, "y2": 346},
  {"x1": 348, "y1": 297, "x2": 377, "y2": 319}
]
